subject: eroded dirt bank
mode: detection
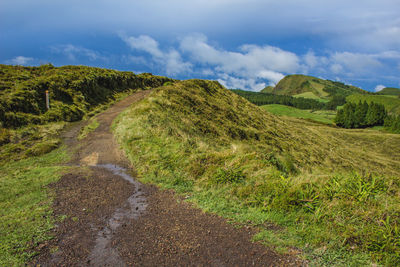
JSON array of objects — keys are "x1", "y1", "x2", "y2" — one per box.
[{"x1": 31, "y1": 90, "x2": 303, "y2": 266}]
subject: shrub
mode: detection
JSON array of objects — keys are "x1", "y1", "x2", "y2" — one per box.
[{"x1": 211, "y1": 167, "x2": 246, "y2": 184}]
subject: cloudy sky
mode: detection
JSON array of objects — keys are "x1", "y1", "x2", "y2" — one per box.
[{"x1": 1, "y1": 0, "x2": 399, "y2": 91}]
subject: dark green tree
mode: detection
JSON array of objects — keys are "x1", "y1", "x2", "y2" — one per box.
[
  {"x1": 354, "y1": 101, "x2": 368, "y2": 128},
  {"x1": 335, "y1": 101, "x2": 387, "y2": 129}
]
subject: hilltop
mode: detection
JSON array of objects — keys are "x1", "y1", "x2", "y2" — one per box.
[
  {"x1": 258, "y1": 74, "x2": 400, "y2": 117},
  {"x1": 377, "y1": 87, "x2": 400, "y2": 96},
  {"x1": 268, "y1": 74, "x2": 366, "y2": 100}
]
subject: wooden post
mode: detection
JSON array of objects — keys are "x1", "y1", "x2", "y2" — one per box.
[{"x1": 45, "y1": 90, "x2": 50, "y2": 110}]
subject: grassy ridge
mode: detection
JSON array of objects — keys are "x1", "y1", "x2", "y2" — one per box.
[
  {"x1": 346, "y1": 94, "x2": 400, "y2": 115},
  {"x1": 378, "y1": 87, "x2": 400, "y2": 96},
  {"x1": 114, "y1": 80, "x2": 400, "y2": 265},
  {"x1": 261, "y1": 104, "x2": 335, "y2": 124},
  {"x1": 0, "y1": 64, "x2": 172, "y2": 128},
  {"x1": 273, "y1": 74, "x2": 366, "y2": 100}
]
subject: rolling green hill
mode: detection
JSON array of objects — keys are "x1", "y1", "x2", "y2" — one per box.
[
  {"x1": 114, "y1": 79, "x2": 400, "y2": 265},
  {"x1": 271, "y1": 74, "x2": 367, "y2": 100},
  {"x1": 260, "y1": 85, "x2": 274, "y2": 93},
  {"x1": 377, "y1": 87, "x2": 400, "y2": 96}
]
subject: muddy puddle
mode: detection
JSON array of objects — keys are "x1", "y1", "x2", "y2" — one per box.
[{"x1": 87, "y1": 164, "x2": 147, "y2": 266}]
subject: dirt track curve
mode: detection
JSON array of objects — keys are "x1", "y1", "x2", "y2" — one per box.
[{"x1": 31, "y1": 90, "x2": 304, "y2": 266}]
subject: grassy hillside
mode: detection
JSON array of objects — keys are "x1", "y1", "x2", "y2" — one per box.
[
  {"x1": 378, "y1": 87, "x2": 400, "y2": 96},
  {"x1": 346, "y1": 94, "x2": 400, "y2": 115},
  {"x1": 231, "y1": 89, "x2": 326, "y2": 109},
  {"x1": 260, "y1": 85, "x2": 274, "y2": 93},
  {"x1": 273, "y1": 74, "x2": 367, "y2": 100},
  {"x1": 0, "y1": 64, "x2": 172, "y2": 162},
  {"x1": 0, "y1": 64, "x2": 172, "y2": 128},
  {"x1": 261, "y1": 104, "x2": 335, "y2": 124},
  {"x1": 114, "y1": 79, "x2": 400, "y2": 265}
]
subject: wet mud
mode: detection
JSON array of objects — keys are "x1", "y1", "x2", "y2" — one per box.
[{"x1": 87, "y1": 164, "x2": 147, "y2": 266}]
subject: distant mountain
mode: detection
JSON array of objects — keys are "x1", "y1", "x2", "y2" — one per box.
[
  {"x1": 377, "y1": 87, "x2": 400, "y2": 96},
  {"x1": 267, "y1": 74, "x2": 367, "y2": 100}
]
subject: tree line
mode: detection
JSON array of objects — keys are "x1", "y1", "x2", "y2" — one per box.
[
  {"x1": 231, "y1": 89, "x2": 345, "y2": 110},
  {"x1": 335, "y1": 101, "x2": 400, "y2": 133}
]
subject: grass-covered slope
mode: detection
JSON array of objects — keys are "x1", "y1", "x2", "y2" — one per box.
[
  {"x1": 273, "y1": 74, "x2": 367, "y2": 100},
  {"x1": 0, "y1": 64, "x2": 171, "y2": 128},
  {"x1": 260, "y1": 85, "x2": 274, "y2": 93},
  {"x1": 114, "y1": 79, "x2": 400, "y2": 265},
  {"x1": 0, "y1": 64, "x2": 172, "y2": 162},
  {"x1": 378, "y1": 87, "x2": 400, "y2": 96}
]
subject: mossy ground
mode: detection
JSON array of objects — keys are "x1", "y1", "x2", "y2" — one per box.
[{"x1": 114, "y1": 80, "x2": 400, "y2": 266}]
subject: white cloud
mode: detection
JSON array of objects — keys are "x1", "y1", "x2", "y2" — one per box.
[
  {"x1": 217, "y1": 74, "x2": 266, "y2": 91},
  {"x1": 304, "y1": 51, "x2": 319, "y2": 69},
  {"x1": 7, "y1": 56, "x2": 33, "y2": 65},
  {"x1": 50, "y1": 44, "x2": 102, "y2": 61},
  {"x1": 374, "y1": 84, "x2": 385, "y2": 92},
  {"x1": 256, "y1": 70, "x2": 285, "y2": 84},
  {"x1": 330, "y1": 63, "x2": 344, "y2": 74},
  {"x1": 179, "y1": 34, "x2": 299, "y2": 75},
  {"x1": 201, "y1": 68, "x2": 215, "y2": 76},
  {"x1": 122, "y1": 35, "x2": 163, "y2": 58},
  {"x1": 179, "y1": 34, "x2": 295, "y2": 90},
  {"x1": 239, "y1": 44, "x2": 299, "y2": 73},
  {"x1": 121, "y1": 34, "x2": 192, "y2": 76},
  {"x1": 331, "y1": 52, "x2": 382, "y2": 73},
  {"x1": 118, "y1": 33, "x2": 399, "y2": 91}
]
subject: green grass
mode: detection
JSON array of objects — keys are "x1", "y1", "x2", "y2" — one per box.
[
  {"x1": 0, "y1": 147, "x2": 69, "y2": 265},
  {"x1": 0, "y1": 122, "x2": 66, "y2": 163},
  {"x1": 114, "y1": 80, "x2": 400, "y2": 266},
  {"x1": 378, "y1": 87, "x2": 400, "y2": 96},
  {"x1": 293, "y1": 92, "x2": 321, "y2": 100},
  {"x1": 261, "y1": 104, "x2": 335, "y2": 124},
  {"x1": 78, "y1": 118, "x2": 99, "y2": 140}
]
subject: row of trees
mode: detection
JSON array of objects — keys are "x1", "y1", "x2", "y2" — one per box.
[
  {"x1": 384, "y1": 115, "x2": 400, "y2": 133},
  {"x1": 335, "y1": 101, "x2": 387, "y2": 128},
  {"x1": 231, "y1": 89, "x2": 342, "y2": 110},
  {"x1": 231, "y1": 89, "x2": 400, "y2": 134}
]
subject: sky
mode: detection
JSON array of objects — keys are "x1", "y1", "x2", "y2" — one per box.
[{"x1": 1, "y1": 0, "x2": 400, "y2": 92}]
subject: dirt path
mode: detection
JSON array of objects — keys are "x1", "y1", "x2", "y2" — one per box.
[{"x1": 32, "y1": 90, "x2": 303, "y2": 266}]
